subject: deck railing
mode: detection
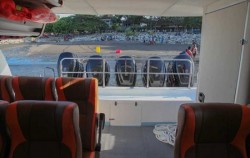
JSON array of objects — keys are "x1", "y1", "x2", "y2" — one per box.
[{"x1": 59, "y1": 56, "x2": 194, "y2": 88}]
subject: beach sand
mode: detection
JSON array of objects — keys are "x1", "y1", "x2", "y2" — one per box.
[{"x1": 1, "y1": 41, "x2": 191, "y2": 57}]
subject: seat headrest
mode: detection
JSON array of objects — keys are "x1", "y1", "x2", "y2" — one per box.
[
  {"x1": 0, "y1": 100, "x2": 10, "y2": 158},
  {"x1": 6, "y1": 100, "x2": 82, "y2": 158},
  {"x1": 186, "y1": 103, "x2": 242, "y2": 143},
  {"x1": 12, "y1": 76, "x2": 55, "y2": 101},
  {"x1": 56, "y1": 77, "x2": 97, "y2": 101},
  {"x1": 0, "y1": 75, "x2": 14, "y2": 102},
  {"x1": 8, "y1": 101, "x2": 79, "y2": 140},
  {"x1": 175, "y1": 103, "x2": 250, "y2": 158}
]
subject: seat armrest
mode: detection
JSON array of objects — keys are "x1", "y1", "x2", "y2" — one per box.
[{"x1": 95, "y1": 113, "x2": 105, "y2": 151}]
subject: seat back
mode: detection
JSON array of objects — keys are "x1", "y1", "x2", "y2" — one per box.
[
  {"x1": 174, "y1": 103, "x2": 250, "y2": 158},
  {"x1": 0, "y1": 75, "x2": 14, "y2": 102},
  {"x1": 6, "y1": 100, "x2": 82, "y2": 158},
  {"x1": 0, "y1": 100, "x2": 10, "y2": 158},
  {"x1": 56, "y1": 77, "x2": 98, "y2": 151},
  {"x1": 12, "y1": 76, "x2": 56, "y2": 101}
]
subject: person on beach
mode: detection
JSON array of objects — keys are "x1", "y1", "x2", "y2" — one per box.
[
  {"x1": 191, "y1": 43, "x2": 198, "y2": 58},
  {"x1": 161, "y1": 36, "x2": 164, "y2": 44},
  {"x1": 186, "y1": 46, "x2": 193, "y2": 58}
]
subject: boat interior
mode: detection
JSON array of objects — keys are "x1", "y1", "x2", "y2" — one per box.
[{"x1": 1, "y1": 0, "x2": 250, "y2": 158}]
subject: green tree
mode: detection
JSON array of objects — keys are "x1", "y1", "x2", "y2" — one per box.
[
  {"x1": 72, "y1": 15, "x2": 108, "y2": 33},
  {"x1": 44, "y1": 15, "x2": 109, "y2": 34},
  {"x1": 183, "y1": 17, "x2": 202, "y2": 29},
  {"x1": 52, "y1": 16, "x2": 75, "y2": 34},
  {"x1": 44, "y1": 23, "x2": 54, "y2": 33},
  {"x1": 111, "y1": 15, "x2": 122, "y2": 24},
  {"x1": 44, "y1": 15, "x2": 202, "y2": 34}
]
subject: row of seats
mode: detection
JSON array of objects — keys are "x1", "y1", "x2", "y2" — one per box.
[
  {"x1": 0, "y1": 75, "x2": 105, "y2": 156},
  {"x1": 0, "y1": 75, "x2": 55, "y2": 102},
  {"x1": 175, "y1": 103, "x2": 250, "y2": 158}
]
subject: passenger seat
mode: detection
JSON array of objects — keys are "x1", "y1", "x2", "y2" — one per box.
[
  {"x1": 6, "y1": 100, "x2": 82, "y2": 158},
  {"x1": 0, "y1": 100, "x2": 10, "y2": 158},
  {"x1": 12, "y1": 76, "x2": 56, "y2": 101},
  {"x1": 56, "y1": 77, "x2": 105, "y2": 152},
  {"x1": 0, "y1": 75, "x2": 14, "y2": 102},
  {"x1": 175, "y1": 103, "x2": 250, "y2": 158}
]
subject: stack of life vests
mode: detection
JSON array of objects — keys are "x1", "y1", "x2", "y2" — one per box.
[{"x1": 0, "y1": 0, "x2": 57, "y2": 23}]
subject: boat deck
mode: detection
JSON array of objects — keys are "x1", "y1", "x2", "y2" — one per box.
[
  {"x1": 99, "y1": 87, "x2": 196, "y2": 126},
  {"x1": 98, "y1": 126, "x2": 174, "y2": 158}
]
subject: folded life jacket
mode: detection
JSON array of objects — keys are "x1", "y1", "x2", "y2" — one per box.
[
  {"x1": 0, "y1": 0, "x2": 57, "y2": 23},
  {"x1": 30, "y1": 6, "x2": 57, "y2": 23}
]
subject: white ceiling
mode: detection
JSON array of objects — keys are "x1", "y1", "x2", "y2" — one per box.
[{"x1": 52, "y1": 0, "x2": 222, "y2": 16}]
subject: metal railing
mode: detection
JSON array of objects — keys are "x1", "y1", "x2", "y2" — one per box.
[{"x1": 59, "y1": 56, "x2": 194, "y2": 88}]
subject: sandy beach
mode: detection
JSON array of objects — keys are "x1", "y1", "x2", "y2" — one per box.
[{"x1": 1, "y1": 41, "x2": 191, "y2": 56}]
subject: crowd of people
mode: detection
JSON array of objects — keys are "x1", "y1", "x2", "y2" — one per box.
[{"x1": 37, "y1": 32, "x2": 201, "y2": 45}]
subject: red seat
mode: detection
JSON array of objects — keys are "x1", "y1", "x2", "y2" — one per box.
[
  {"x1": 0, "y1": 100, "x2": 10, "y2": 158},
  {"x1": 174, "y1": 103, "x2": 250, "y2": 158},
  {"x1": 6, "y1": 100, "x2": 82, "y2": 158},
  {"x1": 0, "y1": 75, "x2": 14, "y2": 102},
  {"x1": 12, "y1": 76, "x2": 56, "y2": 101},
  {"x1": 56, "y1": 77, "x2": 104, "y2": 152}
]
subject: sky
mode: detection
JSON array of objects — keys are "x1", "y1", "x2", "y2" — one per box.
[{"x1": 57, "y1": 14, "x2": 74, "y2": 18}]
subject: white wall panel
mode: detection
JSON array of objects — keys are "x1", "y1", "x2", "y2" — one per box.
[
  {"x1": 198, "y1": 2, "x2": 247, "y2": 102},
  {"x1": 0, "y1": 51, "x2": 11, "y2": 75},
  {"x1": 235, "y1": 2, "x2": 250, "y2": 104}
]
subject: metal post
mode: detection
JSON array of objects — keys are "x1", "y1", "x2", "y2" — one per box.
[
  {"x1": 146, "y1": 59, "x2": 150, "y2": 88},
  {"x1": 44, "y1": 67, "x2": 55, "y2": 78},
  {"x1": 60, "y1": 58, "x2": 63, "y2": 77},
  {"x1": 102, "y1": 58, "x2": 106, "y2": 88},
  {"x1": 188, "y1": 60, "x2": 194, "y2": 88}
]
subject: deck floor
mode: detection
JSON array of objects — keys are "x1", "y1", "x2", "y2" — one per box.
[{"x1": 97, "y1": 126, "x2": 174, "y2": 158}]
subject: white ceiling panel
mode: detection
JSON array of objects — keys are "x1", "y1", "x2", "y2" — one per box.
[
  {"x1": 91, "y1": 0, "x2": 174, "y2": 16},
  {"x1": 52, "y1": 0, "x2": 97, "y2": 14},
  {"x1": 51, "y1": 0, "x2": 242, "y2": 16}
]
